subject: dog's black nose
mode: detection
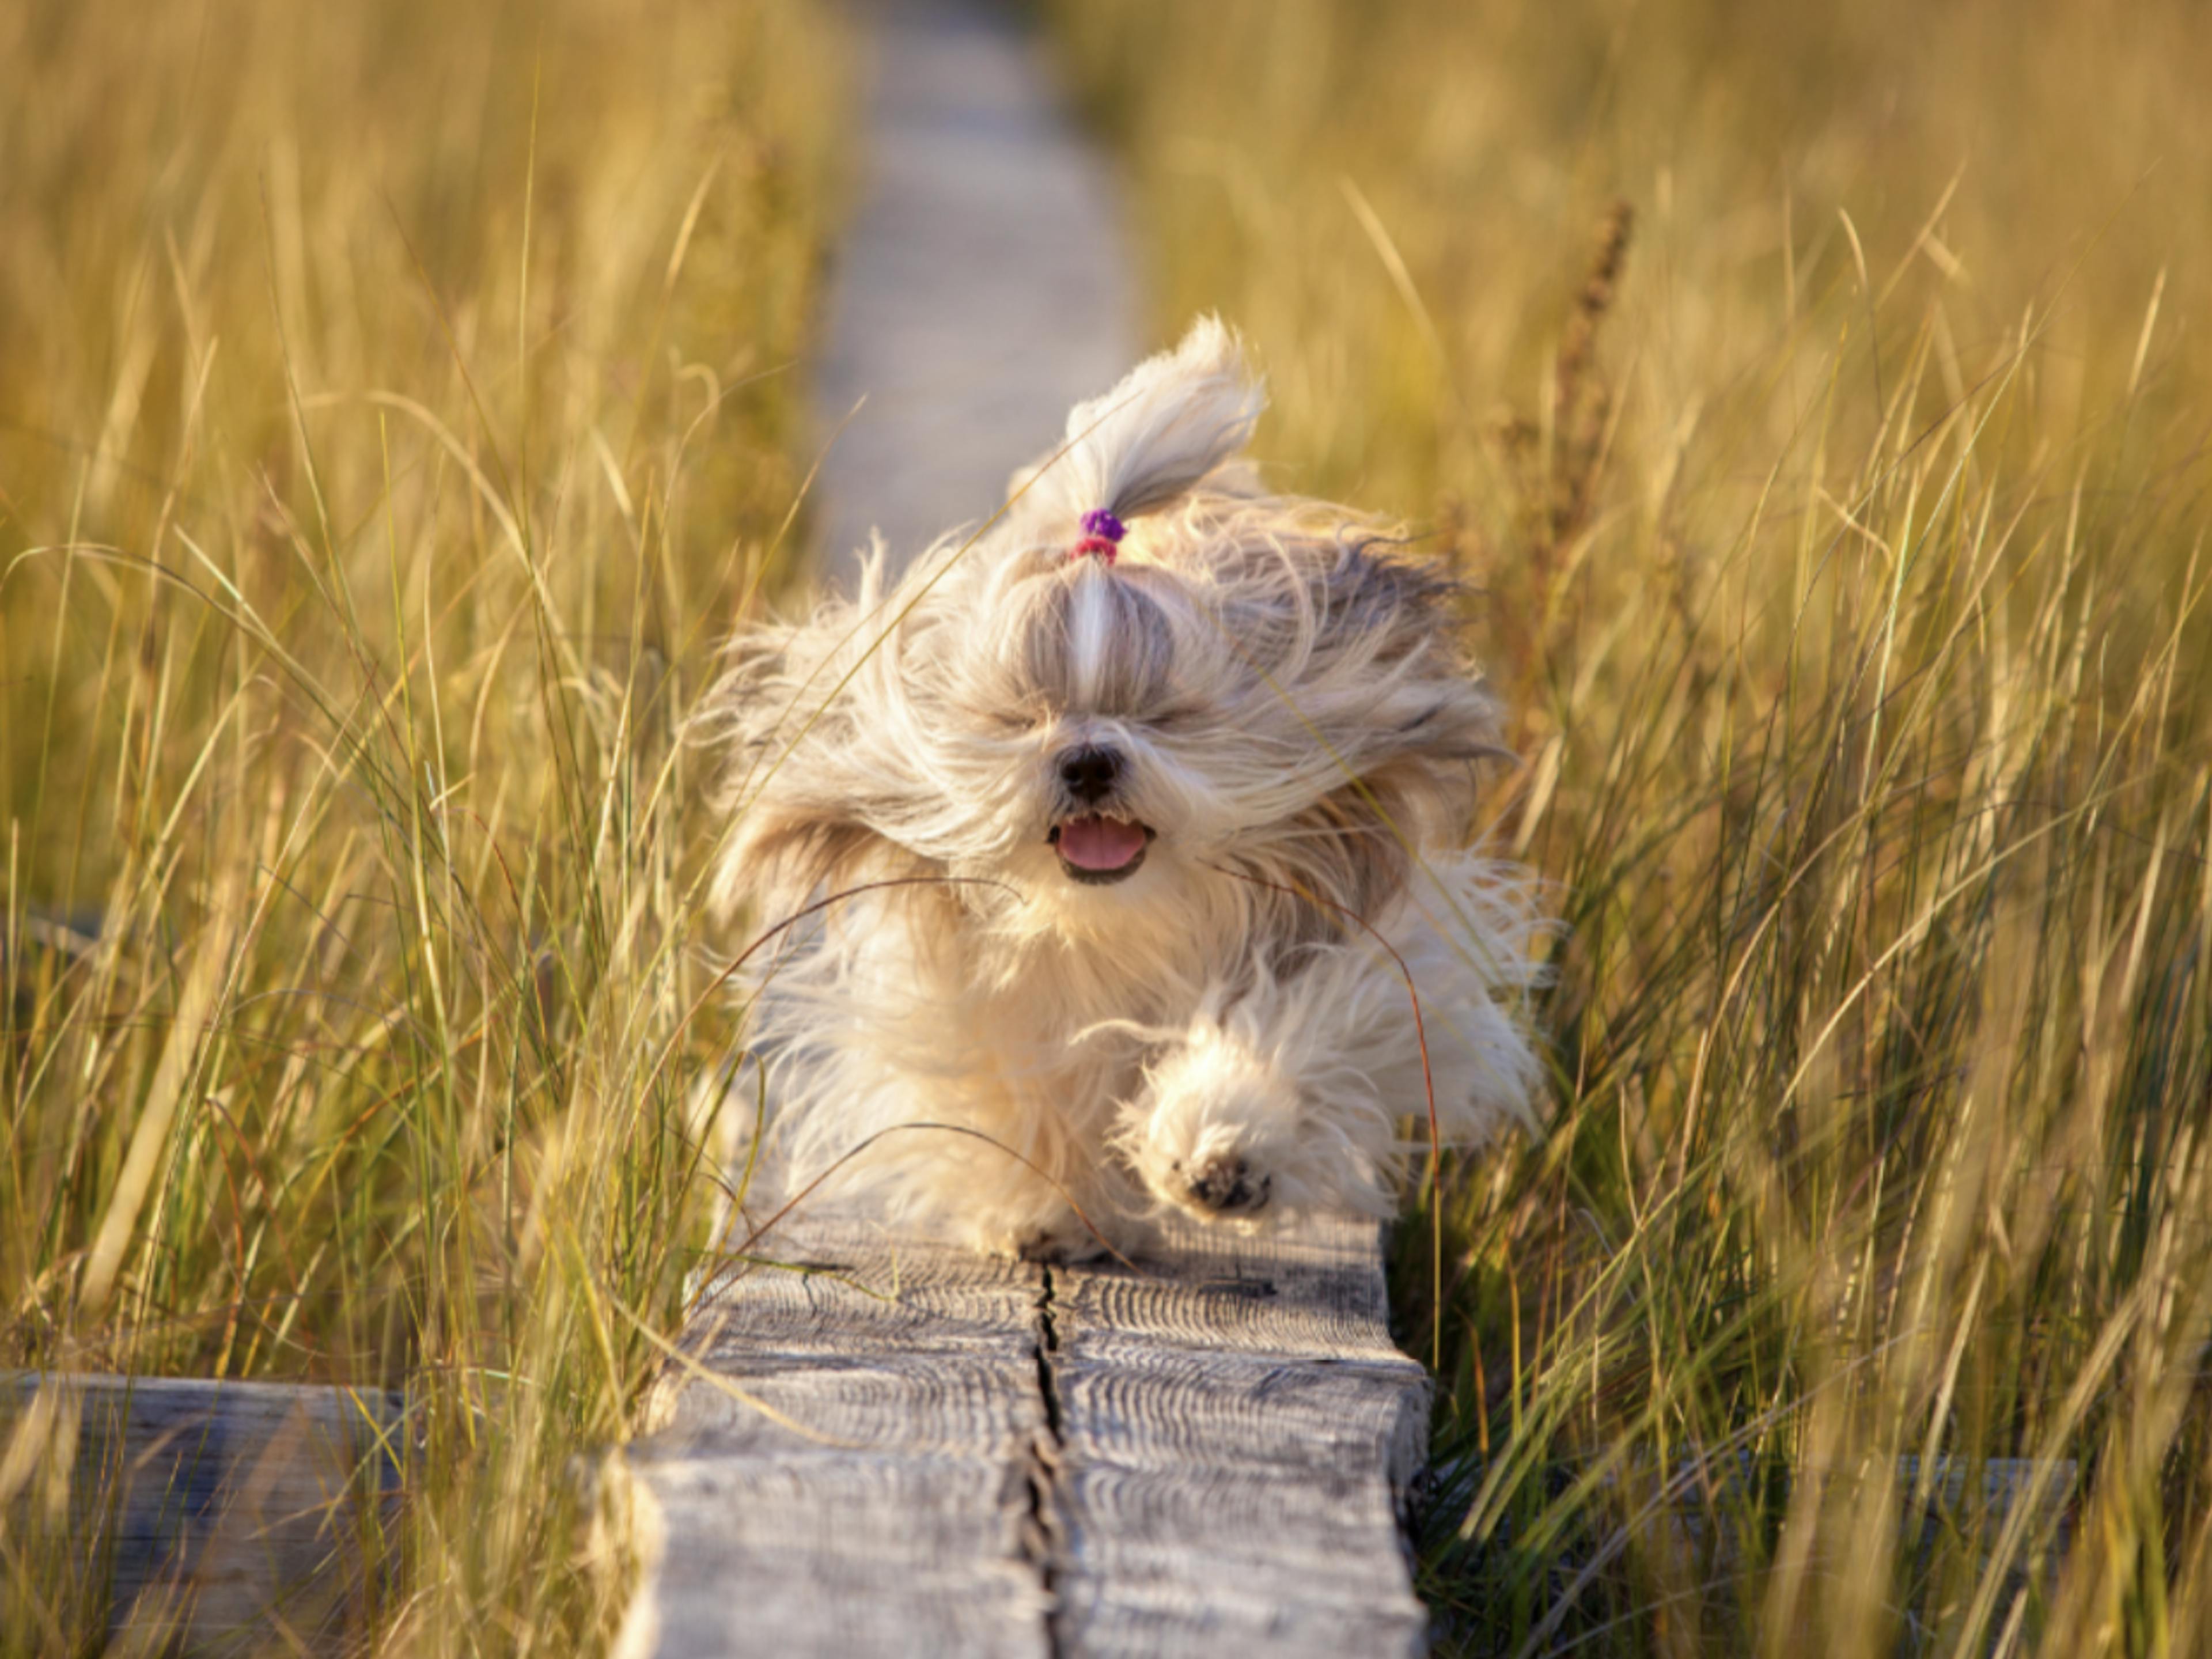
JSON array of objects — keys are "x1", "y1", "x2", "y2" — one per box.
[{"x1": 1058, "y1": 745, "x2": 1122, "y2": 804}]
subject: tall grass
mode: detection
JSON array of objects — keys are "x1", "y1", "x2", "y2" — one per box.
[
  {"x1": 1, "y1": 0, "x2": 847, "y2": 1648},
  {"x1": 1046, "y1": 1, "x2": 2212, "y2": 1653}
]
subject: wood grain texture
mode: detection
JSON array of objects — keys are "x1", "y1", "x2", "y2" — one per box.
[
  {"x1": 624, "y1": 1212, "x2": 1433, "y2": 1658},
  {"x1": 1046, "y1": 1214, "x2": 1432, "y2": 1658},
  {"x1": 2, "y1": 1373, "x2": 407, "y2": 1654},
  {"x1": 623, "y1": 1222, "x2": 1055, "y2": 1658}
]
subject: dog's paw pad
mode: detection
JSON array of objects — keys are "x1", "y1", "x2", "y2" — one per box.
[{"x1": 1181, "y1": 1154, "x2": 1272, "y2": 1216}]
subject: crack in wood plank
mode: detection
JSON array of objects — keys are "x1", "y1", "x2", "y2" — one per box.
[
  {"x1": 624, "y1": 1214, "x2": 1432, "y2": 1657},
  {"x1": 1022, "y1": 1266, "x2": 1070, "y2": 1659}
]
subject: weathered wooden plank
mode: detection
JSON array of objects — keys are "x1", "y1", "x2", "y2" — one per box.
[
  {"x1": 1046, "y1": 1216, "x2": 1432, "y2": 1658},
  {"x1": 621, "y1": 1224, "x2": 1055, "y2": 1658},
  {"x1": 2, "y1": 1373, "x2": 407, "y2": 1654},
  {"x1": 623, "y1": 1213, "x2": 1433, "y2": 1658}
]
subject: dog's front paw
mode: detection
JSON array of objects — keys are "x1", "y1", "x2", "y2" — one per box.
[{"x1": 1125, "y1": 1027, "x2": 1299, "y2": 1225}]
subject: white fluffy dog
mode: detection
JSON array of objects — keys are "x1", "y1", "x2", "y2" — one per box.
[{"x1": 699, "y1": 319, "x2": 1543, "y2": 1260}]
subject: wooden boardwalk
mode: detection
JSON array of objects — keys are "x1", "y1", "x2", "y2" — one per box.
[
  {"x1": 1, "y1": 1374, "x2": 406, "y2": 1650},
  {"x1": 808, "y1": 0, "x2": 1137, "y2": 585},
  {"x1": 622, "y1": 1215, "x2": 1433, "y2": 1657},
  {"x1": 619, "y1": 2, "x2": 1440, "y2": 1650}
]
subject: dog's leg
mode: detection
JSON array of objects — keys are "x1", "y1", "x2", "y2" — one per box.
[
  {"x1": 968, "y1": 1154, "x2": 1158, "y2": 1263},
  {"x1": 1122, "y1": 1020, "x2": 1302, "y2": 1221},
  {"x1": 866, "y1": 1075, "x2": 1154, "y2": 1263},
  {"x1": 1122, "y1": 921, "x2": 1537, "y2": 1224}
]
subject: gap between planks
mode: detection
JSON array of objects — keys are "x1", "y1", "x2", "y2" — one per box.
[{"x1": 620, "y1": 1213, "x2": 1434, "y2": 1658}]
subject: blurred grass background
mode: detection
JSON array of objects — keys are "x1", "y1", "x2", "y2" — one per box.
[
  {"x1": 1044, "y1": 1, "x2": 2212, "y2": 1655},
  {"x1": 7, "y1": 0, "x2": 2212, "y2": 1652},
  {"x1": 1, "y1": 0, "x2": 845, "y2": 1648}
]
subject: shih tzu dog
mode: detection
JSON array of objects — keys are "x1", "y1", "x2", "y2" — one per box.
[{"x1": 699, "y1": 319, "x2": 1543, "y2": 1260}]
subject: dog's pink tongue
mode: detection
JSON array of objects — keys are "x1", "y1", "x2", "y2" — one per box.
[{"x1": 1058, "y1": 815, "x2": 1147, "y2": 871}]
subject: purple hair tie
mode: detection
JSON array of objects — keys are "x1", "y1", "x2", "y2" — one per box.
[{"x1": 1069, "y1": 508, "x2": 1127, "y2": 563}]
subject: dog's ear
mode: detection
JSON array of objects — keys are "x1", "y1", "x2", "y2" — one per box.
[
  {"x1": 1011, "y1": 316, "x2": 1266, "y2": 535},
  {"x1": 696, "y1": 610, "x2": 929, "y2": 927},
  {"x1": 1342, "y1": 543, "x2": 1509, "y2": 749},
  {"x1": 1290, "y1": 541, "x2": 1509, "y2": 865}
]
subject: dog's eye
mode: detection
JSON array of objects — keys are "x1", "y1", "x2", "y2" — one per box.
[{"x1": 977, "y1": 701, "x2": 1049, "y2": 735}]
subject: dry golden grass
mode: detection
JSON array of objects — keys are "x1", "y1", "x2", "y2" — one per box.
[
  {"x1": 1046, "y1": 2, "x2": 2212, "y2": 1653},
  {"x1": 2, "y1": 0, "x2": 846, "y2": 1649},
  {"x1": 10, "y1": 0, "x2": 2212, "y2": 1649}
]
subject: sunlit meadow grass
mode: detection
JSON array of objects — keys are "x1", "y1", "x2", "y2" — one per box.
[
  {"x1": 1, "y1": 0, "x2": 846, "y2": 1648},
  {"x1": 1046, "y1": 1, "x2": 2212, "y2": 1653},
  {"x1": 10, "y1": 0, "x2": 2212, "y2": 1652}
]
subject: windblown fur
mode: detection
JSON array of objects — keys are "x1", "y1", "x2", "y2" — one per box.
[{"x1": 697, "y1": 318, "x2": 1545, "y2": 1259}]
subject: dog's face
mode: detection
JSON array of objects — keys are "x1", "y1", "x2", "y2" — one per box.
[
  {"x1": 702, "y1": 319, "x2": 1506, "y2": 964},
  {"x1": 708, "y1": 495, "x2": 1502, "y2": 953}
]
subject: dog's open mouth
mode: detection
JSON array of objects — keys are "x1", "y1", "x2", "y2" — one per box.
[{"x1": 1048, "y1": 815, "x2": 1155, "y2": 885}]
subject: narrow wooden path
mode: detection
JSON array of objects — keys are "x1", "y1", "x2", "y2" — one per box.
[
  {"x1": 623, "y1": 1217, "x2": 1431, "y2": 1657},
  {"x1": 807, "y1": 0, "x2": 1137, "y2": 584},
  {"x1": 2, "y1": 1374, "x2": 406, "y2": 1649},
  {"x1": 622, "y1": 3, "x2": 1434, "y2": 1650}
]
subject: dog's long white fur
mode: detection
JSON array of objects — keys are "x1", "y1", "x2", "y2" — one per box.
[{"x1": 696, "y1": 319, "x2": 1545, "y2": 1259}]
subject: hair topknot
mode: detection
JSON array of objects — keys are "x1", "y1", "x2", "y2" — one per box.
[{"x1": 1011, "y1": 316, "x2": 1266, "y2": 540}]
